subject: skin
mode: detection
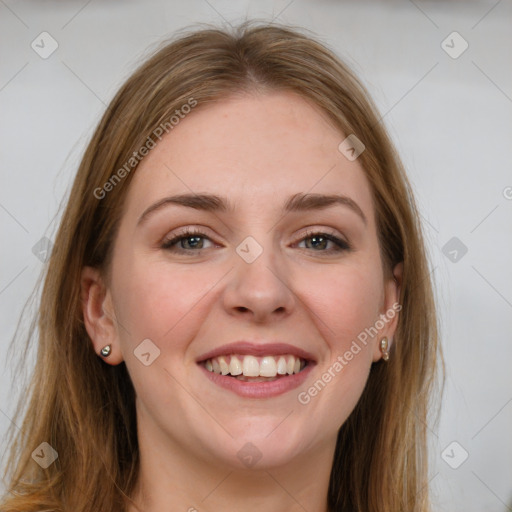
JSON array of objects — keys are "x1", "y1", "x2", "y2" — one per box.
[{"x1": 81, "y1": 90, "x2": 402, "y2": 512}]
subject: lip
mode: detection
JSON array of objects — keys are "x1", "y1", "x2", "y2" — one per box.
[
  {"x1": 196, "y1": 341, "x2": 316, "y2": 399},
  {"x1": 199, "y1": 362, "x2": 314, "y2": 399},
  {"x1": 196, "y1": 341, "x2": 316, "y2": 363}
]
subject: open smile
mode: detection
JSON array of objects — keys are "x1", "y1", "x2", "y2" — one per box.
[{"x1": 197, "y1": 342, "x2": 316, "y2": 398}]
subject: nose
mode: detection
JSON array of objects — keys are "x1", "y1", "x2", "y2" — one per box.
[{"x1": 221, "y1": 243, "x2": 296, "y2": 324}]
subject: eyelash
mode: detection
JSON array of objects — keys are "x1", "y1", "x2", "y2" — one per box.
[{"x1": 160, "y1": 228, "x2": 351, "y2": 255}]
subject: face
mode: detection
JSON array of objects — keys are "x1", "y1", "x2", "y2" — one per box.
[{"x1": 83, "y1": 90, "x2": 401, "y2": 472}]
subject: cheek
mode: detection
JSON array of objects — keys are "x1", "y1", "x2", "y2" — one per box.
[
  {"x1": 295, "y1": 262, "x2": 384, "y2": 423},
  {"x1": 294, "y1": 264, "x2": 382, "y2": 427},
  {"x1": 295, "y1": 262, "x2": 383, "y2": 354},
  {"x1": 111, "y1": 256, "x2": 224, "y2": 348},
  {"x1": 110, "y1": 259, "x2": 219, "y2": 407}
]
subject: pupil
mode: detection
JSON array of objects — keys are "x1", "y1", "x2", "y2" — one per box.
[
  {"x1": 184, "y1": 236, "x2": 202, "y2": 249},
  {"x1": 308, "y1": 236, "x2": 326, "y2": 250}
]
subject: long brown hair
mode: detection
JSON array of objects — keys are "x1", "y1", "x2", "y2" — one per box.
[{"x1": 1, "y1": 20, "x2": 443, "y2": 512}]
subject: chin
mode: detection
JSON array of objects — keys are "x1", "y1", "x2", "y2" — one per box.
[{"x1": 202, "y1": 420, "x2": 311, "y2": 470}]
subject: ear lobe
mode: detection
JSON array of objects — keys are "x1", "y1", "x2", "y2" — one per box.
[
  {"x1": 81, "y1": 266, "x2": 123, "y2": 365},
  {"x1": 372, "y1": 261, "x2": 404, "y2": 362}
]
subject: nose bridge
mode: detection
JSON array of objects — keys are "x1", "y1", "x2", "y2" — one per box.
[{"x1": 223, "y1": 232, "x2": 295, "y2": 320}]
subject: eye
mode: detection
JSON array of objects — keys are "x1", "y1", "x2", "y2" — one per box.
[
  {"x1": 161, "y1": 228, "x2": 214, "y2": 253},
  {"x1": 161, "y1": 228, "x2": 351, "y2": 255},
  {"x1": 296, "y1": 230, "x2": 351, "y2": 253}
]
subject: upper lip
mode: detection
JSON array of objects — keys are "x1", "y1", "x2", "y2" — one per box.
[{"x1": 196, "y1": 341, "x2": 316, "y2": 363}]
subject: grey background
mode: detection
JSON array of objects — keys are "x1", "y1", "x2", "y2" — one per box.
[{"x1": 1, "y1": 1, "x2": 511, "y2": 510}]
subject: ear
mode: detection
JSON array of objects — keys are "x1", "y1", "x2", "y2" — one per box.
[
  {"x1": 372, "y1": 262, "x2": 403, "y2": 362},
  {"x1": 81, "y1": 266, "x2": 124, "y2": 365}
]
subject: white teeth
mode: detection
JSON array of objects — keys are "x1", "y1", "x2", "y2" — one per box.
[
  {"x1": 205, "y1": 354, "x2": 306, "y2": 378},
  {"x1": 260, "y1": 356, "x2": 277, "y2": 377},
  {"x1": 218, "y1": 356, "x2": 229, "y2": 375},
  {"x1": 229, "y1": 356, "x2": 242, "y2": 376},
  {"x1": 277, "y1": 357, "x2": 287, "y2": 375},
  {"x1": 286, "y1": 357, "x2": 294, "y2": 375},
  {"x1": 243, "y1": 355, "x2": 260, "y2": 377}
]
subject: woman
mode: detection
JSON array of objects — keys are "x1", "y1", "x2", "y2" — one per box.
[{"x1": 1, "y1": 20, "x2": 443, "y2": 512}]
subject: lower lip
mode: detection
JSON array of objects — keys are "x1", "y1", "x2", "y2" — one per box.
[{"x1": 199, "y1": 363, "x2": 315, "y2": 399}]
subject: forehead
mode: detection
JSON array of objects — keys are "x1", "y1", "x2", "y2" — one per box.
[{"x1": 123, "y1": 91, "x2": 375, "y2": 221}]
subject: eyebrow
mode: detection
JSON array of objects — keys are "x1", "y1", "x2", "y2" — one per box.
[{"x1": 137, "y1": 192, "x2": 367, "y2": 226}]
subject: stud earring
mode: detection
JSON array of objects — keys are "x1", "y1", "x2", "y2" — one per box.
[
  {"x1": 100, "y1": 344, "x2": 112, "y2": 357},
  {"x1": 380, "y1": 337, "x2": 390, "y2": 362}
]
